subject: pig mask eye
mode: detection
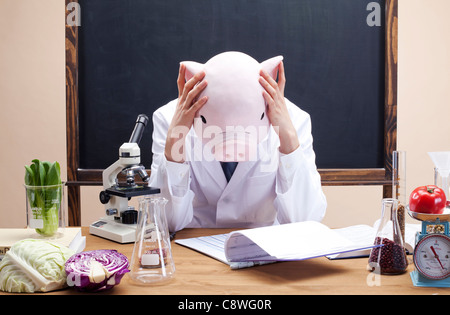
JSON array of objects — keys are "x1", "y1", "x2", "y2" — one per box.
[
  {"x1": 201, "y1": 115, "x2": 207, "y2": 124},
  {"x1": 260, "y1": 112, "x2": 265, "y2": 120}
]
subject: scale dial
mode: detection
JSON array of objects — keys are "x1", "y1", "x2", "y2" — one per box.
[{"x1": 414, "y1": 234, "x2": 450, "y2": 280}]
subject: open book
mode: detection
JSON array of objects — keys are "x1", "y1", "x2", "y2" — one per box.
[
  {"x1": 175, "y1": 221, "x2": 380, "y2": 269},
  {"x1": 0, "y1": 227, "x2": 86, "y2": 260},
  {"x1": 328, "y1": 222, "x2": 421, "y2": 259}
]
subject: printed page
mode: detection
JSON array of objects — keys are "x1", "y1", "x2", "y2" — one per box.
[
  {"x1": 327, "y1": 223, "x2": 422, "y2": 259},
  {"x1": 327, "y1": 225, "x2": 376, "y2": 259},
  {"x1": 175, "y1": 234, "x2": 275, "y2": 269},
  {"x1": 175, "y1": 234, "x2": 229, "y2": 264},
  {"x1": 405, "y1": 223, "x2": 421, "y2": 252},
  {"x1": 224, "y1": 221, "x2": 375, "y2": 262}
]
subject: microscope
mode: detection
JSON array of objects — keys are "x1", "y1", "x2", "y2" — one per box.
[{"x1": 89, "y1": 114, "x2": 160, "y2": 243}]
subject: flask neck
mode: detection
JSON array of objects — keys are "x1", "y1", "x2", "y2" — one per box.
[{"x1": 378, "y1": 198, "x2": 404, "y2": 244}]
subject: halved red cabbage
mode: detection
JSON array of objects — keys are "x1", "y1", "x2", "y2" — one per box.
[{"x1": 65, "y1": 250, "x2": 129, "y2": 292}]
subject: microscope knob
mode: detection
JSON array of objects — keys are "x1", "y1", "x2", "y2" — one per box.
[
  {"x1": 105, "y1": 208, "x2": 118, "y2": 216},
  {"x1": 99, "y1": 191, "x2": 110, "y2": 204}
]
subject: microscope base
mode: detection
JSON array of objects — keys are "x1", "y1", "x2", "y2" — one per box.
[{"x1": 89, "y1": 218, "x2": 137, "y2": 243}]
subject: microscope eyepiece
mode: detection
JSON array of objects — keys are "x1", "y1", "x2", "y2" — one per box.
[{"x1": 129, "y1": 114, "x2": 149, "y2": 144}]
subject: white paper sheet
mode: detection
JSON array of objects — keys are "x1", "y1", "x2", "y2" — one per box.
[{"x1": 176, "y1": 221, "x2": 379, "y2": 268}]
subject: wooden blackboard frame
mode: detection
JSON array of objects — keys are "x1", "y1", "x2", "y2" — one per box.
[{"x1": 65, "y1": 0, "x2": 398, "y2": 226}]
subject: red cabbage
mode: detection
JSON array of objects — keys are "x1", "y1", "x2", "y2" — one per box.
[{"x1": 65, "y1": 250, "x2": 129, "y2": 292}]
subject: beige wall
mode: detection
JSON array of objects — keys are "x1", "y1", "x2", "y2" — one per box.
[
  {"x1": 0, "y1": 0, "x2": 66, "y2": 227},
  {"x1": 1, "y1": 0, "x2": 449, "y2": 229}
]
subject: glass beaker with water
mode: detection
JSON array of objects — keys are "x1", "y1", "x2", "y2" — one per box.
[{"x1": 129, "y1": 196, "x2": 175, "y2": 284}]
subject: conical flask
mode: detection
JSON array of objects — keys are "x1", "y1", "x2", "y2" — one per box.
[
  {"x1": 368, "y1": 198, "x2": 407, "y2": 275},
  {"x1": 129, "y1": 196, "x2": 175, "y2": 284}
]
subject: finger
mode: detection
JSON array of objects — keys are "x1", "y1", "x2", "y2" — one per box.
[
  {"x1": 188, "y1": 96, "x2": 208, "y2": 115},
  {"x1": 278, "y1": 61, "x2": 286, "y2": 93},
  {"x1": 177, "y1": 64, "x2": 186, "y2": 99},
  {"x1": 179, "y1": 71, "x2": 206, "y2": 106},
  {"x1": 260, "y1": 69, "x2": 279, "y2": 90},
  {"x1": 183, "y1": 71, "x2": 206, "y2": 94},
  {"x1": 259, "y1": 75, "x2": 277, "y2": 98},
  {"x1": 262, "y1": 90, "x2": 275, "y2": 110},
  {"x1": 185, "y1": 80, "x2": 208, "y2": 107}
]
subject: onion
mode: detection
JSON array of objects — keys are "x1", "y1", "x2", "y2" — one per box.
[{"x1": 65, "y1": 250, "x2": 129, "y2": 292}]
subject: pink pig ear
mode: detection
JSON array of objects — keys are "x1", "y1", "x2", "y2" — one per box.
[
  {"x1": 181, "y1": 61, "x2": 204, "y2": 81},
  {"x1": 260, "y1": 56, "x2": 284, "y2": 80}
]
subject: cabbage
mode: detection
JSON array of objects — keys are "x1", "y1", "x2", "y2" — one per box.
[
  {"x1": 0, "y1": 239, "x2": 75, "y2": 293},
  {"x1": 65, "y1": 250, "x2": 129, "y2": 292}
]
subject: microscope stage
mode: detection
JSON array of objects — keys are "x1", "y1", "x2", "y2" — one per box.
[{"x1": 106, "y1": 185, "x2": 161, "y2": 198}]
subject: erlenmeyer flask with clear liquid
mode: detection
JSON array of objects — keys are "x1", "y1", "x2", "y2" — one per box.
[{"x1": 129, "y1": 196, "x2": 175, "y2": 284}]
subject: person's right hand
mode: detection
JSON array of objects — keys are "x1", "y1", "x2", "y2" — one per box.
[{"x1": 165, "y1": 64, "x2": 208, "y2": 163}]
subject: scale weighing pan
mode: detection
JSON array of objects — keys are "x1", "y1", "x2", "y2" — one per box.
[{"x1": 407, "y1": 205, "x2": 450, "y2": 222}]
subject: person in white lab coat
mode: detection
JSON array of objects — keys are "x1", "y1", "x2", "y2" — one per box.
[{"x1": 149, "y1": 62, "x2": 327, "y2": 232}]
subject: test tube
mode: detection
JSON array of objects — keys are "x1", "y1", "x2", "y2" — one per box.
[{"x1": 392, "y1": 151, "x2": 406, "y2": 240}]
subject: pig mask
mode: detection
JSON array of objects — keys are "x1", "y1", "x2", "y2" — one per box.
[{"x1": 182, "y1": 51, "x2": 283, "y2": 162}]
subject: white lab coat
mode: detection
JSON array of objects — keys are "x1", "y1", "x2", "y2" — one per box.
[{"x1": 149, "y1": 98, "x2": 327, "y2": 232}]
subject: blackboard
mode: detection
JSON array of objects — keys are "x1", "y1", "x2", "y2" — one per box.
[{"x1": 66, "y1": 0, "x2": 398, "y2": 225}]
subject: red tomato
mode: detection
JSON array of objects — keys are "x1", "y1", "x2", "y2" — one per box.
[{"x1": 409, "y1": 185, "x2": 447, "y2": 214}]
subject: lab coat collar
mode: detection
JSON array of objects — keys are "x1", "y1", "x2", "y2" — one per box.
[{"x1": 198, "y1": 159, "x2": 255, "y2": 196}]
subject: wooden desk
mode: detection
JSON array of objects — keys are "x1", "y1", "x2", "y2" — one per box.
[{"x1": 3, "y1": 227, "x2": 450, "y2": 295}]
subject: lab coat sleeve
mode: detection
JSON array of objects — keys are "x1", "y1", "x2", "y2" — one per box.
[
  {"x1": 274, "y1": 108, "x2": 327, "y2": 224},
  {"x1": 148, "y1": 106, "x2": 195, "y2": 232}
]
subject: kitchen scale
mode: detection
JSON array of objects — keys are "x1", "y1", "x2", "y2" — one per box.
[{"x1": 408, "y1": 208, "x2": 450, "y2": 287}]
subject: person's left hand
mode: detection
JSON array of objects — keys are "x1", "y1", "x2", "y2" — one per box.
[{"x1": 259, "y1": 62, "x2": 300, "y2": 154}]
